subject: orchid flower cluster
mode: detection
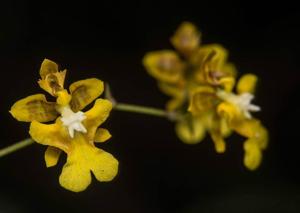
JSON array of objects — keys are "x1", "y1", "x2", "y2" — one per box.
[
  {"x1": 3, "y1": 22, "x2": 268, "y2": 193},
  {"x1": 143, "y1": 22, "x2": 268, "y2": 170}
]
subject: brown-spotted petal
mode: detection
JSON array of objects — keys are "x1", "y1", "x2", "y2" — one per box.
[
  {"x1": 143, "y1": 50, "x2": 185, "y2": 84},
  {"x1": 170, "y1": 22, "x2": 201, "y2": 56},
  {"x1": 69, "y1": 78, "x2": 104, "y2": 112},
  {"x1": 194, "y1": 44, "x2": 234, "y2": 86},
  {"x1": 38, "y1": 70, "x2": 67, "y2": 96},
  {"x1": 39, "y1": 59, "x2": 59, "y2": 79},
  {"x1": 10, "y1": 94, "x2": 58, "y2": 122}
]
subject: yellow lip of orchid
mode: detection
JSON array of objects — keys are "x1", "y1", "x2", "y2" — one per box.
[{"x1": 10, "y1": 59, "x2": 118, "y2": 192}]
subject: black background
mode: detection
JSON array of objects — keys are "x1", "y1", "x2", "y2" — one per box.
[{"x1": 0, "y1": 1, "x2": 300, "y2": 212}]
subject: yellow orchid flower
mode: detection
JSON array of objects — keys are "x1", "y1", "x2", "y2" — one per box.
[
  {"x1": 143, "y1": 22, "x2": 236, "y2": 146},
  {"x1": 143, "y1": 22, "x2": 268, "y2": 170},
  {"x1": 217, "y1": 74, "x2": 260, "y2": 121},
  {"x1": 10, "y1": 59, "x2": 118, "y2": 192},
  {"x1": 189, "y1": 74, "x2": 268, "y2": 169},
  {"x1": 143, "y1": 22, "x2": 235, "y2": 108},
  {"x1": 217, "y1": 74, "x2": 268, "y2": 170}
]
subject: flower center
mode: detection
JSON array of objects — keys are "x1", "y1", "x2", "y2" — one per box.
[
  {"x1": 60, "y1": 107, "x2": 87, "y2": 138},
  {"x1": 217, "y1": 90, "x2": 261, "y2": 119}
]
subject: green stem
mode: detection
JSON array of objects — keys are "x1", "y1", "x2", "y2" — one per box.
[
  {"x1": 114, "y1": 103, "x2": 168, "y2": 118},
  {"x1": 0, "y1": 138, "x2": 34, "y2": 158}
]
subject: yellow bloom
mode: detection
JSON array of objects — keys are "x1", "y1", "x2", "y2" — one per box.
[
  {"x1": 143, "y1": 22, "x2": 268, "y2": 170},
  {"x1": 143, "y1": 23, "x2": 235, "y2": 113},
  {"x1": 217, "y1": 74, "x2": 268, "y2": 170},
  {"x1": 10, "y1": 59, "x2": 118, "y2": 192},
  {"x1": 217, "y1": 74, "x2": 260, "y2": 121},
  {"x1": 143, "y1": 22, "x2": 235, "y2": 146}
]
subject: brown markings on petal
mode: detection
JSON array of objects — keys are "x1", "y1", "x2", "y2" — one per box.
[
  {"x1": 70, "y1": 85, "x2": 90, "y2": 112},
  {"x1": 203, "y1": 50, "x2": 226, "y2": 85},
  {"x1": 26, "y1": 100, "x2": 58, "y2": 121},
  {"x1": 205, "y1": 49, "x2": 216, "y2": 63},
  {"x1": 157, "y1": 56, "x2": 181, "y2": 75},
  {"x1": 178, "y1": 34, "x2": 199, "y2": 49},
  {"x1": 209, "y1": 70, "x2": 226, "y2": 85},
  {"x1": 46, "y1": 74, "x2": 63, "y2": 95}
]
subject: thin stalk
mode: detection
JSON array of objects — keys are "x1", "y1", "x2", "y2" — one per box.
[
  {"x1": 0, "y1": 138, "x2": 34, "y2": 158},
  {"x1": 114, "y1": 103, "x2": 168, "y2": 118}
]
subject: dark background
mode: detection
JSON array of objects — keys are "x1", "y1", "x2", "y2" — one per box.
[{"x1": 0, "y1": 1, "x2": 300, "y2": 212}]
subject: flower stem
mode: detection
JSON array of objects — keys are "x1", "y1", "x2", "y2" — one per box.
[
  {"x1": 105, "y1": 83, "x2": 175, "y2": 119},
  {"x1": 0, "y1": 138, "x2": 34, "y2": 158},
  {"x1": 114, "y1": 103, "x2": 168, "y2": 118}
]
